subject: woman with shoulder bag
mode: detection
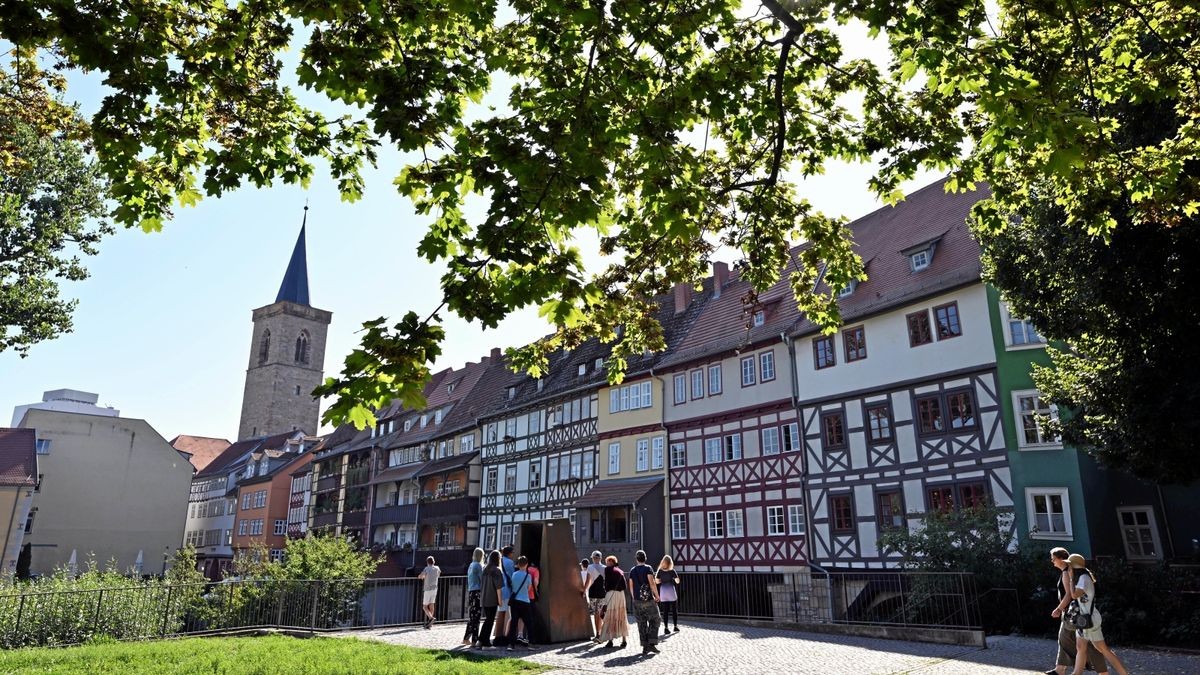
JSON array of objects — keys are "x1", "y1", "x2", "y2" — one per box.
[
  {"x1": 596, "y1": 555, "x2": 628, "y2": 649},
  {"x1": 1067, "y1": 554, "x2": 1129, "y2": 675}
]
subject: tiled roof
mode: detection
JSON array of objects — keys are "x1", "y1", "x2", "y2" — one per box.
[
  {"x1": 169, "y1": 435, "x2": 232, "y2": 472},
  {"x1": 276, "y1": 220, "x2": 311, "y2": 306},
  {"x1": 416, "y1": 451, "x2": 479, "y2": 478},
  {"x1": 371, "y1": 359, "x2": 499, "y2": 449},
  {"x1": 195, "y1": 430, "x2": 303, "y2": 477},
  {"x1": 0, "y1": 428, "x2": 37, "y2": 487},
  {"x1": 238, "y1": 449, "x2": 312, "y2": 486},
  {"x1": 574, "y1": 475, "x2": 663, "y2": 508},
  {"x1": 370, "y1": 462, "x2": 424, "y2": 484},
  {"x1": 791, "y1": 178, "x2": 988, "y2": 337}
]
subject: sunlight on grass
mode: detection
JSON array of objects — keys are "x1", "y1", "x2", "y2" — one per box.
[{"x1": 0, "y1": 634, "x2": 550, "y2": 674}]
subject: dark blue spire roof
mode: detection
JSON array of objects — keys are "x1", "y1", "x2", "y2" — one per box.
[{"x1": 276, "y1": 207, "x2": 311, "y2": 306}]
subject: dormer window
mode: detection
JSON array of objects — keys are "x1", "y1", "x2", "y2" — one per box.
[
  {"x1": 508, "y1": 386, "x2": 517, "y2": 400},
  {"x1": 447, "y1": 382, "x2": 456, "y2": 394},
  {"x1": 838, "y1": 280, "x2": 858, "y2": 299},
  {"x1": 594, "y1": 358, "x2": 605, "y2": 371},
  {"x1": 404, "y1": 419, "x2": 413, "y2": 432},
  {"x1": 752, "y1": 310, "x2": 765, "y2": 327},
  {"x1": 577, "y1": 363, "x2": 587, "y2": 376},
  {"x1": 434, "y1": 409, "x2": 444, "y2": 425},
  {"x1": 910, "y1": 249, "x2": 931, "y2": 272},
  {"x1": 387, "y1": 420, "x2": 394, "y2": 434},
  {"x1": 419, "y1": 414, "x2": 428, "y2": 428},
  {"x1": 536, "y1": 379, "x2": 544, "y2": 392}
]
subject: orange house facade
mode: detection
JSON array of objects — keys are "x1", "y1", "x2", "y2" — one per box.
[{"x1": 233, "y1": 449, "x2": 312, "y2": 562}]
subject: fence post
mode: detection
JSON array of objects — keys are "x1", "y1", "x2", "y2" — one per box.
[
  {"x1": 14, "y1": 594, "x2": 25, "y2": 645},
  {"x1": 276, "y1": 583, "x2": 285, "y2": 627},
  {"x1": 309, "y1": 581, "x2": 321, "y2": 631},
  {"x1": 161, "y1": 584, "x2": 174, "y2": 637},
  {"x1": 959, "y1": 574, "x2": 969, "y2": 629},
  {"x1": 93, "y1": 589, "x2": 104, "y2": 637},
  {"x1": 369, "y1": 580, "x2": 378, "y2": 628},
  {"x1": 898, "y1": 575, "x2": 907, "y2": 628}
]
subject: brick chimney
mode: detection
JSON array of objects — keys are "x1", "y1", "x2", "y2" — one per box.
[
  {"x1": 490, "y1": 347, "x2": 502, "y2": 360},
  {"x1": 712, "y1": 261, "x2": 730, "y2": 298},
  {"x1": 672, "y1": 282, "x2": 693, "y2": 315}
]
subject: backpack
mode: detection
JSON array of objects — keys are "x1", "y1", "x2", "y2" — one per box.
[{"x1": 634, "y1": 565, "x2": 654, "y2": 602}]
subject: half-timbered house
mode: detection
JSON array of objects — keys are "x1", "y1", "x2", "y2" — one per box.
[{"x1": 794, "y1": 180, "x2": 1015, "y2": 570}]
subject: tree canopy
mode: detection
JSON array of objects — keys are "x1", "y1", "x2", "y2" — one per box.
[{"x1": 2, "y1": 1, "x2": 1198, "y2": 479}]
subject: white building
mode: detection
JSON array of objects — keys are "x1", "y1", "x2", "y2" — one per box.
[{"x1": 11, "y1": 389, "x2": 119, "y2": 427}]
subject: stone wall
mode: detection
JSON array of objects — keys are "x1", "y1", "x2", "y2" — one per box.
[{"x1": 238, "y1": 301, "x2": 332, "y2": 439}]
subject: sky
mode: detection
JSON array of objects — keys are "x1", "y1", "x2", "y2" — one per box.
[{"x1": 0, "y1": 17, "x2": 936, "y2": 442}]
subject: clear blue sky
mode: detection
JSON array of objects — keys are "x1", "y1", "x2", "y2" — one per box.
[{"x1": 0, "y1": 26, "x2": 935, "y2": 442}]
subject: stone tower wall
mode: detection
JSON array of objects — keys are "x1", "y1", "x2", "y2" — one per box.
[{"x1": 238, "y1": 301, "x2": 332, "y2": 439}]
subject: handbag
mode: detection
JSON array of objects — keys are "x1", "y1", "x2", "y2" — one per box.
[
  {"x1": 1066, "y1": 599, "x2": 1094, "y2": 629},
  {"x1": 636, "y1": 566, "x2": 654, "y2": 602}
]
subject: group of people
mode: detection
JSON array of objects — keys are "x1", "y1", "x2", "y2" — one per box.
[
  {"x1": 1046, "y1": 548, "x2": 1129, "y2": 675},
  {"x1": 451, "y1": 546, "x2": 541, "y2": 651},
  {"x1": 581, "y1": 550, "x2": 680, "y2": 657}
]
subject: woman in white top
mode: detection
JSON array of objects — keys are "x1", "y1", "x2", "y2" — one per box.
[{"x1": 1067, "y1": 554, "x2": 1129, "y2": 675}]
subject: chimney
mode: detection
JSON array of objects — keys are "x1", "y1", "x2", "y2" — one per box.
[
  {"x1": 712, "y1": 261, "x2": 730, "y2": 298},
  {"x1": 672, "y1": 282, "x2": 692, "y2": 315},
  {"x1": 490, "y1": 347, "x2": 502, "y2": 360}
]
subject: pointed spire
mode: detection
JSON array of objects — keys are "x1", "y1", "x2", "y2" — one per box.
[{"x1": 276, "y1": 205, "x2": 311, "y2": 306}]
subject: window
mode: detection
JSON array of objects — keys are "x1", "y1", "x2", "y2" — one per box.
[
  {"x1": 251, "y1": 518, "x2": 263, "y2": 536},
  {"x1": 707, "y1": 511, "x2": 724, "y2": 538},
  {"x1": 35, "y1": 439, "x2": 51, "y2": 455},
  {"x1": 577, "y1": 363, "x2": 587, "y2": 376},
  {"x1": 294, "y1": 330, "x2": 310, "y2": 364},
  {"x1": 781, "y1": 423, "x2": 800, "y2": 453},
  {"x1": 255, "y1": 328, "x2": 273, "y2": 364},
  {"x1": 767, "y1": 506, "x2": 785, "y2": 535},
  {"x1": 723, "y1": 434, "x2": 742, "y2": 461},
  {"x1": 759, "y1": 351, "x2": 776, "y2": 381},
  {"x1": 608, "y1": 442, "x2": 621, "y2": 475},
  {"x1": 529, "y1": 461, "x2": 542, "y2": 489},
  {"x1": 1014, "y1": 391, "x2": 1061, "y2": 448},
  {"x1": 788, "y1": 505, "x2": 805, "y2": 535},
  {"x1": 651, "y1": 437, "x2": 664, "y2": 470},
  {"x1": 504, "y1": 465, "x2": 517, "y2": 491},
  {"x1": 946, "y1": 391, "x2": 977, "y2": 429},
  {"x1": 866, "y1": 405, "x2": 892, "y2": 442},
  {"x1": 460, "y1": 435, "x2": 475, "y2": 454},
  {"x1": 933, "y1": 302, "x2": 962, "y2": 339},
  {"x1": 254, "y1": 490, "x2": 267, "y2": 508},
  {"x1": 704, "y1": 438, "x2": 722, "y2": 464},
  {"x1": 1004, "y1": 304, "x2": 1045, "y2": 347},
  {"x1": 636, "y1": 439, "x2": 649, "y2": 472},
  {"x1": 1026, "y1": 488, "x2": 1072, "y2": 539},
  {"x1": 930, "y1": 482, "x2": 989, "y2": 512},
  {"x1": 270, "y1": 549, "x2": 285, "y2": 563},
  {"x1": 830, "y1": 495, "x2": 854, "y2": 533},
  {"x1": 1118, "y1": 507, "x2": 1161, "y2": 560},
  {"x1": 726, "y1": 510, "x2": 744, "y2": 537},
  {"x1": 690, "y1": 370, "x2": 705, "y2": 400},
  {"x1": 844, "y1": 326, "x2": 867, "y2": 362},
  {"x1": 705, "y1": 364, "x2": 723, "y2": 396},
  {"x1": 404, "y1": 419, "x2": 413, "y2": 432},
  {"x1": 548, "y1": 456, "x2": 560, "y2": 484},
  {"x1": 673, "y1": 373, "x2": 686, "y2": 404},
  {"x1": 916, "y1": 396, "x2": 944, "y2": 435},
  {"x1": 274, "y1": 520, "x2": 286, "y2": 536},
  {"x1": 761, "y1": 427, "x2": 781, "y2": 456},
  {"x1": 619, "y1": 386, "x2": 630, "y2": 412},
  {"x1": 877, "y1": 491, "x2": 904, "y2": 531},
  {"x1": 595, "y1": 357, "x2": 605, "y2": 371},
  {"x1": 419, "y1": 414, "x2": 428, "y2": 428},
  {"x1": 583, "y1": 450, "x2": 595, "y2": 479},
  {"x1": 752, "y1": 309, "x2": 765, "y2": 326},
  {"x1": 669, "y1": 442, "x2": 686, "y2": 468},
  {"x1": 241, "y1": 493, "x2": 252, "y2": 511},
  {"x1": 238, "y1": 519, "x2": 248, "y2": 536},
  {"x1": 822, "y1": 413, "x2": 846, "y2": 449},
  {"x1": 735, "y1": 358, "x2": 754, "y2": 388},
  {"x1": 910, "y1": 249, "x2": 931, "y2": 271},
  {"x1": 589, "y1": 506, "x2": 630, "y2": 543},
  {"x1": 434, "y1": 409, "x2": 443, "y2": 425},
  {"x1": 813, "y1": 336, "x2": 836, "y2": 369},
  {"x1": 671, "y1": 513, "x2": 688, "y2": 539},
  {"x1": 225, "y1": 529, "x2": 233, "y2": 546},
  {"x1": 485, "y1": 467, "x2": 497, "y2": 493},
  {"x1": 959, "y1": 482, "x2": 988, "y2": 509},
  {"x1": 838, "y1": 280, "x2": 857, "y2": 298},
  {"x1": 907, "y1": 310, "x2": 933, "y2": 346},
  {"x1": 610, "y1": 382, "x2": 654, "y2": 412},
  {"x1": 501, "y1": 524, "x2": 513, "y2": 547}
]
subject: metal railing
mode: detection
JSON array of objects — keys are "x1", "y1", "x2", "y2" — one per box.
[{"x1": 0, "y1": 576, "x2": 467, "y2": 649}]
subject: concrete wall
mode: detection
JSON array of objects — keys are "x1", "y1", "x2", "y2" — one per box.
[
  {"x1": 238, "y1": 301, "x2": 332, "y2": 440},
  {"x1": 0, "y1": 485, "x2": 35, "y2": 574},
  {"x1": 20, "y1": 410, "x2": 193, "y2": 575}
]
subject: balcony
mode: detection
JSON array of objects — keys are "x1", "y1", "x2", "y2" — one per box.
[
  {"x1": 315, "y1": 475, "x2": 341, "y2": 493},
  {"x1": 415, "y1": 547, "x2": 473, "y2": 574},
  {"x1": 312, "y1": 511, "x2": 339, "y2": 529},
  {"x1": 345, "y1": 465, "x2": 371, "y2": 487},
  {"x1": 342, "y1": 510, "x2": 367, "y2": 528},
  {"x1": 372, "y1": 503, "x2": 418, "y2": 526},
  {"x1": 420, "y1": 496, "x2": 479, "y2": 523}
]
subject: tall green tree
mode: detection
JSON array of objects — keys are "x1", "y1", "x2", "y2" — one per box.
[
  {"x1": 1, "y1": 109, "x2": 110, "y2": 355},
  {"x1": 1, "y1": 1, "x2": 1196, "y2": 458}
]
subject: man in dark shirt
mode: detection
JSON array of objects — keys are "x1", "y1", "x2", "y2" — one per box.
[{"x1": 627, "y1": 549, "x2": 661, "y2": 655}]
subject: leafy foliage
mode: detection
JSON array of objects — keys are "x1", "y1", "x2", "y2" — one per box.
[{"x1": 3, "y1": 2, "x2": 1198, "y2": 434}]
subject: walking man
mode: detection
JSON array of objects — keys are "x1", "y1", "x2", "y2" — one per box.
[
  {"x1": 585, "y1": 550, "x2": 606, "y2": 639},
  {"x1": 627, "y1": 549, "x2": 661, "y2": 655},
  {"x1": 418, "y1": 556, "x2": 441, "y2": 629}
]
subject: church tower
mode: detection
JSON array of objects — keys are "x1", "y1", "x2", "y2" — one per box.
[{"x1": 237, "y1": 208, "x2": 333, "y2": 440}]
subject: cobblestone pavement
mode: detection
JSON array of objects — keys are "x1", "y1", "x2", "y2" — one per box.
[{"x1": 337, "y1": 618, "x2": 1200, "y2": 674}]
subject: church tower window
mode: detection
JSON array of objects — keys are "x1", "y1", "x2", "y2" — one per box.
[
  {"x1": 258, "y1": 330, "x2": 271, "y2": 364},
  {"x1": 295, "y1": 330, "x2": 311, "y2": 364}
]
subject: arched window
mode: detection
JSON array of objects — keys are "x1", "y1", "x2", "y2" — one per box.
[
  {"x1": 295, "y1": 330, "x2": 310, "y2": 364},
  {"x1": 258, "y1": 330, "x2": 271, "y2": 364}
]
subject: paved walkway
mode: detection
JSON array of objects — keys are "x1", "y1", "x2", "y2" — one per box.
[{"x1": 338, "y1": 618, "x2": 1199, "y2": 674}]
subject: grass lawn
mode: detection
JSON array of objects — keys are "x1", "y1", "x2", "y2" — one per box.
[{"x1": 0, "y1": 634, "x2": 550, "y2": 674}]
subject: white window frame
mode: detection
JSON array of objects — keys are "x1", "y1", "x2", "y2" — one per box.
[
  {"x1": 669, "y1": 442, "x2": 686, "y2": 468},
  {"x1": 671, "y1": 513, "x2": 688, "y2": 540},
  {"x1": 629, "y1": 383, "x2": 642, "y2": 410},
  {"x1": 910, "y1": 249, "x2": 931, "y2": 272},
  {"x1": 1012, "y1": 390, "x2": 1062, "y2": 449},
  {"x1": 723, "y1": 433, "x2": 742, "y2": 461},
  {"x1": 673, "y1": 374, "x2": 686, "y2": 404},
  {"x1": 726, "y1": 509, "x2": 744, "y2": 537},
  {"x1": 460, "y1": 435, "x2": 474, "y2": 454},
  {"x1": 690, "y1": 370, "x2": 705, "y2": 399},
  {"x1": 529, "y1": 461, "x2": 542, "y2": 489},
  {"x1": 766, "y1": 506, "x2": 785, "y2": 535},
  {"x1": 274, "y1": 519, "x2": 286, "y2": 536},
  {"x1": 610, "y1": 388, "x2": 620, "y2": 413},
  {"x1": 761, "y1": 427, "x2": 780, "y2": 456},
  {"x1": 485, "y1": 467, "x2": 497, "y2": 494},
  {"x1": 1000, "y1": 302, "x2": 1047, "y2": 350},
  {"x1": 752, "y1": 310, "x2": 765, "y2": 326},
  {"x1": 781, "y1": 423, "x2": 800, "y2": 453},
  {"x1": 704, "y1": 438, "x2": 722, "y2": 464},
  {"x1": 759, "y1": 350, "x2": 776, "y2": 381},
  {"x1": 651, "y1": 437, "x2": 665, "y2": 470},
  {"x1": 636, "y1": 439, "x2": 649, "y2": 472},
  {"x1": 740, "y1": 356, "x2": 756, "y2": 386},
  {"x1": 1117, "y1": 506, "x2": 1162, "y2": 560},
  {"x1": 1025, "y1": 487, "x2": 1072, "y2": 540},
  {"x1": 788, "y1": 505, "x2": 806, "y2": 535},
  {"x1": 640, "y1": 381, "x2": 652, "y2": 408},
  {"x1": 35, "y1": 439, "x2": 51, "y2": 455},
  {"x1": 707, "y1": 364, "x2": 722, "y2": 395},
  {"x1": 608, "y1": 442, "x2": 621, "y2": 475},
  {"x1": 707, "y1": 511, "x2": 724, "y2": 538}
]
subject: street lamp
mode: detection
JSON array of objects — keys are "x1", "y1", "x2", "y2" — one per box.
[{"x1": 161, "y1": 546, "x2": 170, "y2": 577}]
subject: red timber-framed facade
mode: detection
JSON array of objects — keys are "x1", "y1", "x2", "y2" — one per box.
[
  {"x1": 794, "y1": 179, "x2": 1015, "y2": 570},
  {"x1": 660, "y1": 262, "x2": 808, "y2": 572}
]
